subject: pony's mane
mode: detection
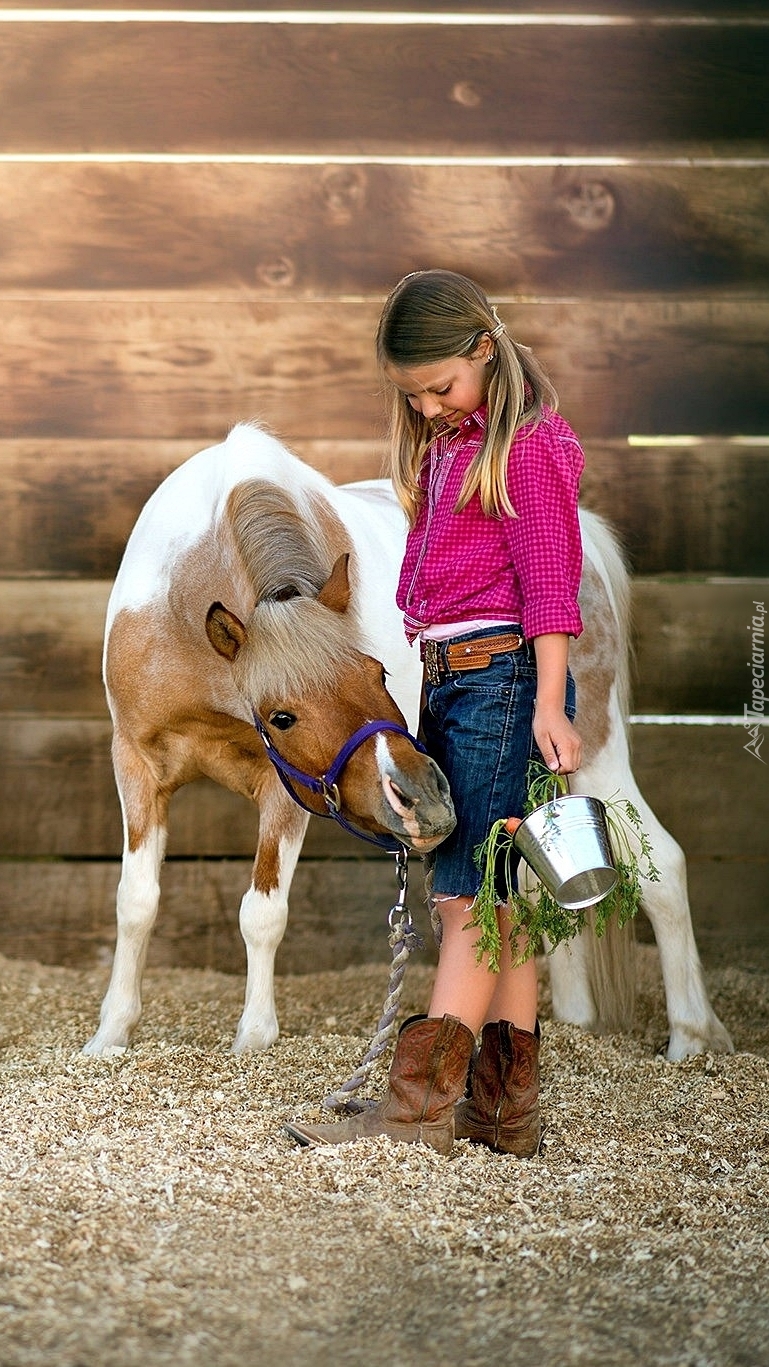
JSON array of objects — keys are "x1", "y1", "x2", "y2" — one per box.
[
  {"x1": 224, "y1": 478, "x2": 364, "y2": 700},
  {"x1": 225, "y1": 480, "x2": 332, "y2": 600},
  {"x1": 246, "y1": 596, "x2": 364, "y2": 701}
]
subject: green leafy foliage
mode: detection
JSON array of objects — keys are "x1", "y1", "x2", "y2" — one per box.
[{"x1": 469, "y1": 762, "x2": 660, "y2": 970}]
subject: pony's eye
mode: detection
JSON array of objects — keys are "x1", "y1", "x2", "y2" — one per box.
[{"x1": 269, "y1": 710, "x2": 297, "y2": 731}]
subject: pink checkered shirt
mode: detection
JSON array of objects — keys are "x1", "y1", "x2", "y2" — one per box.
[{"x1": 396, "y1": 405, "x2": 585, "y2": 643}]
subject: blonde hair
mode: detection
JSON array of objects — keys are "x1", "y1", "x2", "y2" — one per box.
[{"x1": 376, "y1": 270, "x2": 558, "y2": 526}]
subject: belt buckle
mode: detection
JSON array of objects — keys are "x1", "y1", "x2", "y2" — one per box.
[{"x1": 423, "y1": 639, "x2": 441, "y2": 686}]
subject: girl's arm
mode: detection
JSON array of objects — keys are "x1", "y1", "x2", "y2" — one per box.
[{"x1": 532, "y1": 632, "x2": 582, "y2": 775}]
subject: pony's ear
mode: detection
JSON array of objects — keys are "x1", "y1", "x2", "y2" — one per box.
[
  {"x1": 206, "y1": 602, "x2": 247, "y2": 661},
  {"x1": 317, "y1": 553, "x2": 351, "y2": 614}
]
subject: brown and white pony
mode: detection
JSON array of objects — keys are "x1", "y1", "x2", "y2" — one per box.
[{"x1": 85, "y1": 424, "x2": 732, "y2": 1061}]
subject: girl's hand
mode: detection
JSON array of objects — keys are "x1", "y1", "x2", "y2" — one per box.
[{"x1": 533, "y1": 707, "x2": 582, "y2": 776}]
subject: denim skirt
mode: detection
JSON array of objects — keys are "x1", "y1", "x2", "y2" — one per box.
[{"x1": 420, "y1": 626, "x2": 577, "y2": 900}]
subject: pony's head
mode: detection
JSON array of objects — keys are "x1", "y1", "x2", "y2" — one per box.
[{"x1": 205, "y1": 553, "x2": 455, "y2": 852}]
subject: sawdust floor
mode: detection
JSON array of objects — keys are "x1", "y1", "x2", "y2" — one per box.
[{"x1": 0, "y1": 945, "x2": 767, "y2": 1367}]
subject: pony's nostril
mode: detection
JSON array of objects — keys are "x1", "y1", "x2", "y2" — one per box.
[
  {"x1": 388, "y1": 780, "x2": 416, "y2": 811},
  {"x1": 432, "y1": 761, "x2": 452, "y2": 800}
]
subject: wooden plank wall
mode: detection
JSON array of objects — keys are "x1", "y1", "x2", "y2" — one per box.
[{"x1": 1, "y1": 2, "x2": 767, "y2": 976}]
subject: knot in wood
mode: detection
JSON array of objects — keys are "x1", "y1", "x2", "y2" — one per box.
[
  {"x1": 321, "y1": 166, "x2": 367, "y2": 220},
  {"x1": 451, "y1": 80, "x2": 482, "y2": 109},
  {"x1": 558, "y1": 180, "x2": 616, "y2": 233},
  {"x1": 255, "y1": 256, "x2": 296, "y2": 288}
]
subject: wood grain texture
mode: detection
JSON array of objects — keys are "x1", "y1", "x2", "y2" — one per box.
[
  {"x1": 1, "y1": 22, "x2": 766, "y2": 156},
  {"x1": 0, "y1": 719, "x2": 761, "y2": 861},
  {"x1": 1, "y1": 577, "x2": 765, "y2": 718},
  {"x1": 629, "y1": 578, "x2": 769, "y2": 715},
  {"x1": 580, "y1": 443, "x2": 769, "y2": 578},
  {"x1": 0, "y1": 717, "x2": 363, "y2": 858},
  {"x1": 2, "y1": 438, "x2": 766, "y2": 577},
  {"x1": 1, "y1": 298, "x2": 767, "y2": 440},
  {"x1": 3, "y1": 163, "x2": 769, "y2": 295},
  {"x1": 1, "y1": 856, "x2": 764, "y2": 977},
  {"x1": 0, "y1": 438, "x2": 388, "y2": 576},
  {"x1": 0, "y1": 858, "x2": 422, "y2": 975}
]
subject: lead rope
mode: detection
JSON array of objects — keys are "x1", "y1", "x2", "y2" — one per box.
[{"x1": 322, "y1": 846, "x2": 426, "y2": 1114}]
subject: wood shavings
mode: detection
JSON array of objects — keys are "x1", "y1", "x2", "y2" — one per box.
[{"x1": 0, "y1": 946, "x2": 766, "y2": 1366}]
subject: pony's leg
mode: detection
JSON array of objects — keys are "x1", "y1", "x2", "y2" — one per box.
[
  {"x1": 83, "y1": 741, "x2": 168, "y2": 1055},
  {"x1": 634, "y1": 806, "x2": 734, "y2": 1059},
  {"x1": 232, "y1": 799, "x2": 309, "y2": 1053},
  {"x1": 578, "y1": 752, "x2": 733, "y2": 1059}
]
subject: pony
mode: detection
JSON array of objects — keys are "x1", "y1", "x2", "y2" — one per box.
[{"x1": 84, "y1": 424, "x2": 732, "y2": 1062}]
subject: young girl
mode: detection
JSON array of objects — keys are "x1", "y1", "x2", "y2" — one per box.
[{"x1": 287, "y1": 270, "x2": 584, "y2": 1157}]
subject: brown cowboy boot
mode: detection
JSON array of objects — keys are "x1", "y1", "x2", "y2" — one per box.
[
  {"x1": 285, "y1": 1014, "x2": 475, "y2": 1156},
  {"x1": 454, "y1": 1019, "x2": 541, "y2": 1157}
]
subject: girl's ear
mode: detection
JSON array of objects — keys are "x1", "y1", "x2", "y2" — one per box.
[{"x1": 471, "y1": 333, "x2": 494, "y2": 363}]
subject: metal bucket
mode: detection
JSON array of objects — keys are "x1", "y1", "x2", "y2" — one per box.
[{"x1": 512, "y1": 794, "x2": 619, "y2": 910}]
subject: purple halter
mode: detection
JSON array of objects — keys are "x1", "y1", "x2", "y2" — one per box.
[{"x1": 251, "y1": 711, "x2": 427, "y2": 852}]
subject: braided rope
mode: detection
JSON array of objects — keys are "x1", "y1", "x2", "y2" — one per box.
[{"x1": 322, "y1": 914, "x2": 425, "y2": 1113}]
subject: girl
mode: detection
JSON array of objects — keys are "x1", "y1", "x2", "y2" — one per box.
[{"x1": 287, "y1": 270, "x2": 584, "y2": 1157}]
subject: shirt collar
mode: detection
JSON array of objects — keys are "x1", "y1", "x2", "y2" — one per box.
[
  {"x1": 427, "y1": 404, "x2": 487, "y2": 467},
  {"x1": 460, "y1": 404, "x2": 487, "y2": 433}
]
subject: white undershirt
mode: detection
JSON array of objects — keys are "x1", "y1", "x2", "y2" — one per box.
[{"x1": 421, "y1": 618, "x2": 522, "y2": 642}]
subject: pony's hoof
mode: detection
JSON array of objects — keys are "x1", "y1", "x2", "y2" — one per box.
[
  {"x1": 82, "y1": 1035, "x2": 129, "y2": 1058},
  {"x1": 231, "y1": 1019, "x2": 279, "y2": 1054},
  {"x1": 665, "y1": 1019, "x2": 735, "y2": 1060}
]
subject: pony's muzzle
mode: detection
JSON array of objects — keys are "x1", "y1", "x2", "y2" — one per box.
[{"x1": 382, "y1": 757, "x2": 456, "y2": 851}]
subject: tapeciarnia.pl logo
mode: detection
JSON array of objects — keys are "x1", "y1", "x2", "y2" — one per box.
[{"x1": 744, "y1": 600, "x2": 766, "y2": 762}]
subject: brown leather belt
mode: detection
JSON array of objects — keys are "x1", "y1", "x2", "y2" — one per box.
[{"x1": 422, "y1": 630, "x2": 525, "y2": 685}]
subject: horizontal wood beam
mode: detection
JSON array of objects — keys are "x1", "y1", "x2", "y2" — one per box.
[
  {"x1": 0, "y1": 857, "x2": 422, "y2": 976},
  {"x1": 0, "y1": 577, "x2": 766, "y2": 718},
  {"x1": 0, "y1": 719, "x2": 762, "y2": 861},
  {"x1": 629, "y1": 578, "x2": 769, "y2": 715},
  {"x1": 0, "y1": 438, "x2": 388, "y2": 577},
  {"x1": 0, "y1": 22, "x2": 766, "y2": 157},
  {"x1": 2, "y1": 163, "x2": 769, "y2": 294},
  {"x1": 580, "y1": 443, "x2": 769, "y2": 578},
  {"x1": 1, "y1": 298, "x2": 767, "y2": 440},
  {"x1": 0, "y1": 854, "x2": 764, "y2": 977},
  {"x1": 1, "y1": 438, "x2": 767, "y2": 577}
]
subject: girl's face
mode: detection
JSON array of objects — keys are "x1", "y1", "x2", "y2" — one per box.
[{"x1": 384, "y1": 340, "x2": 493, "y2": 428}]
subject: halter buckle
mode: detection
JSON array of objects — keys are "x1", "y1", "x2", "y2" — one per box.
[{"x1": 320, "y1": 779, "x2": 341, "y2": 814}]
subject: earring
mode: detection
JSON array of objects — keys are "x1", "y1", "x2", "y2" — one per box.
[{"x1": 485, "y1": 352, "x2": 495, "y2": 363}]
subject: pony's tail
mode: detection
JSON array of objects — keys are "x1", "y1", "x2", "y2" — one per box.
[
  {"x1": 578, "y1": 508, "x2": 633, "y2": 728},
  {"x1": 575, "y1": 508, "x2": 637, "y2": 1033},
  {"x1": 583, "y1": 911, "x2": 637, "y2": 1035}
]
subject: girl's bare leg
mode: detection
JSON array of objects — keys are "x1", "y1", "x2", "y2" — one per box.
[{"x1": 428, "y1": 896, "x2": 538, "y2": 1035}]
